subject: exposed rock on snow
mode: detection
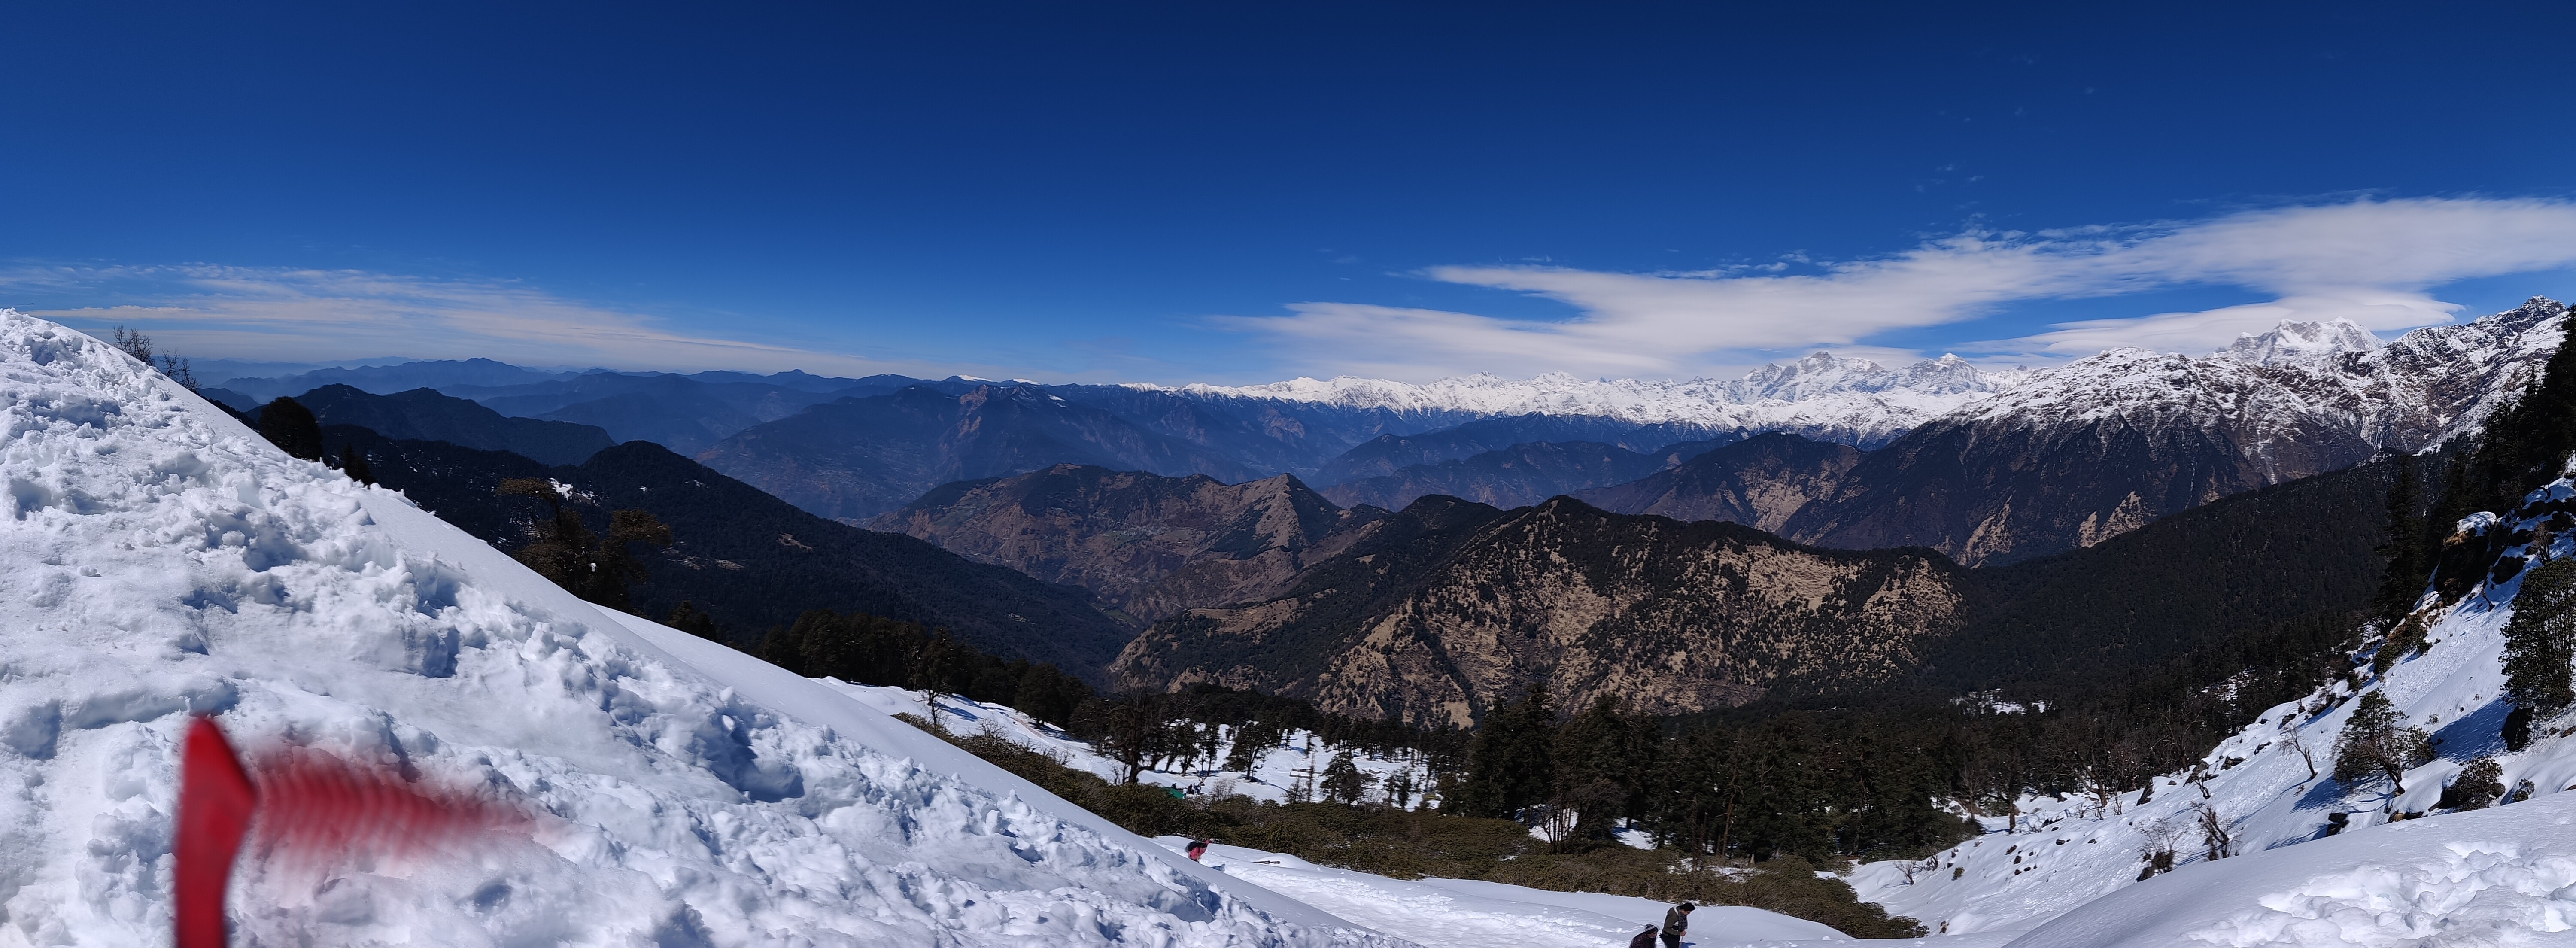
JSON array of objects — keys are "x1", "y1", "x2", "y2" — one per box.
[{"x1": 0, "y1": 311, "x2": 1397, "y2": 947}]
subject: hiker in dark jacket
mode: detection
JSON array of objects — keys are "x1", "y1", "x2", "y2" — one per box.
[
  {"x1": 1660, "y1": 902, "x2": 1694, "y2": 947},
  {"x1": 1627, "y1": 924, "x2": 1659, "y2": 948}
]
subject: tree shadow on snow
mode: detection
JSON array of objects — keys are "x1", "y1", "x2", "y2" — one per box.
[
  {"x1": 2292, "y1": 776, "x2": 2351, "y2": 812},
  {"x1": 2430, "y1": 700, "x2": 2509, "y2": 761}
]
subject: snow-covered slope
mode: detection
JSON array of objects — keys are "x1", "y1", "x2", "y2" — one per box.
[
  {"x1": 2003, "y1": 793, "x2": 2576, "y2": 947},
  {"x1": 1142, "y1": 354, "x2": 2028, "y2": 448},
  {"x1": 0, "y1": 311, "x2": 1395, "y2": 947},
  {"x1": 823, "y1": 684, "x2": 1437, "y2": 808},
  {"x1": 1160, "y1": 840, "x2": 1845, "y2": 948},
  {"x1": 1844, "y1": 452, "x2": 2576, "y2": 943}
]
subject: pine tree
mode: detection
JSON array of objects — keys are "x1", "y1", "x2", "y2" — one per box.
[
  {"x1": 912, "y1": 628, "x2": 964, "y2": 728},
  {"x1": 1222, "y1": 720, "x2": 1273, "y2": 775},
  {"x1": 258, "y1": 397, "x2": 324, "y2": 461},
  {"x1": 1011, "y1": 663, "x2": 1089, "y2": 727},
  {"x1": 2503, "y1": 705, "x2": 2535, "y2": 752},
  {"x1": 1320, "y1": 750, "x2": 1368, "y2": 804},
  {"x1": 499, "y1": 478, "x2": 595, "y2": 588},
  {"x1": 2372, "y1": 456, "x2": 2428, "y2": 619},
  {"x1": 758, "y1": 623, "x2": 806, "y2": 675},
  {"x1": 1553, "y1": 694, "x2": 1648, "y2": 839},
  {"x1": 584, "y1": 509, "x2": 673, "y2": 611},
  {"x1": 1455, "y1": 682, "x2": 1555, "y2": 820},
  {"x1": 1086, "y1": 695, "x2": 1160, "y2": 784},
  {"x1": 495, "y1": 480, "x2": 671, "y2": 611},
  {"x1": 666, "y1": 600, "x2": 723, "y2": 641},
  {"x1": 2503, "y1": 558, "x2": 2576, "y2": 714},
  {"x1": 1195, "y1": 723, "x2": 1224, "y2": 775},
  {"x1": 1384, "y1": 769, "x2": 1417, "y2": 808},
  {"x1": 338, "y1": 443, "x2": 376, "y2": 486}
]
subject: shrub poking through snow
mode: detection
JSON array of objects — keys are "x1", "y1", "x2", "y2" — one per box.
[
  {"x1": 2373, "y1": 613, "x2": 2430, "y2": 674},
  {"x1": 2438, "y1": 756, "x2": 2506, "y2": 812}
]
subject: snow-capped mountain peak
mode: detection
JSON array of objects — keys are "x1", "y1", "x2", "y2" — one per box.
[
  {"x1": 1148, "y1": 354, "x2": 2027, "y2": 447},
  {"x1": 2218, "y1": 317, "x2": 2385, "y2": 366},
  {"x1": 1956, "y1": 300, "x2": 2561, "y2": 442}
]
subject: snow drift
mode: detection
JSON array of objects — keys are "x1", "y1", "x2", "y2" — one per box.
[{"x1": 0, "y1": 310, "x2": 1397, "y2": 946}]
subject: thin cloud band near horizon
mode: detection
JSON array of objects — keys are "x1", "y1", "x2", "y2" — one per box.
[{"x1": 5, "y1": 196, "x2": 2573, "y2": 386}]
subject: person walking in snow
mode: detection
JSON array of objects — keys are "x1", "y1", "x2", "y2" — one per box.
[
  {"x1": 1660, "y1": 902, "x2": 1693, "y2": 948},
  {"x1": 1626, "y1": 924, "x2": 1660, "y2": 948}
]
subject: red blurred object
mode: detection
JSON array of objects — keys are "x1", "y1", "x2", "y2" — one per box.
[
  {"x1": 246, "y1": 743, "x2": 523, "y2": 872},
  {"x1": 172, "y1": 717, "x2": 523, "y2": 948},
  {"x1": 176, "y1": 717, "x2": 256, "y2": 948}
]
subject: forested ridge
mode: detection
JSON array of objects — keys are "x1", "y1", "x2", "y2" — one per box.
[{"x1": 313, "y1": 426, "x2": 1139, "y2": 676}]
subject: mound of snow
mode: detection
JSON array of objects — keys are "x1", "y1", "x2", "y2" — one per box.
[
  {"x1": 1847, "y1": 447, "x2": 2576, "y2": 942},
  {"x1": 0, "y1": 311, "x2": 1397, "y2": 946}
]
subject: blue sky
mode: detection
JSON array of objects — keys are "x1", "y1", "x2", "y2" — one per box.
[{"x1": 4, "y1": 1, "x2": 2574, "y2": 383}]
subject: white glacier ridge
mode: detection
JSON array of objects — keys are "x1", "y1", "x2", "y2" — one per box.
[
  {"x1": 1143, "y1": 299, "x2": 2563, "y2": 457},
  {"x1": 1136, "y1": 354, "x2": 2029, "y2": 447}
]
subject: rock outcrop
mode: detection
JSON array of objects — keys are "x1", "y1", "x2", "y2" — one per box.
[{"x1": 1112, "y1": 497, "x2": 1968, "y2": 726}]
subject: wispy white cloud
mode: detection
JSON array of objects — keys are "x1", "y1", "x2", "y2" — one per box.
[
  {"x1": 0, "y1": 264, "x2": 955, "y2": 377},
  {"x1": 1224, "y1": 197, "x2": 2576, "y2": 379}
]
